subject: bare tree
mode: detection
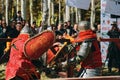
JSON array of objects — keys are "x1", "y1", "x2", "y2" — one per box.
[
  {"x1": 51, "y1": 0, "x2": 54, "y2": 24},
  {"x1": 65, "y1": 0, "x2": 70, "y2": 21},
  {"x1": 21, "y1": 0, "x2": 26, "y2": 20},
  {"x1": 48, "y1": 0, "x2": 51, "y2": 26},
  {"x1": 78, "y1": 9, "x2": 81, "y2": 23},
  {"x1": 5, "y1": 0, "x2": 8, "y2": 25},
  {"x1": 42, "y1": 0, "x2": 48, "y2": 27},
  {"x1": 71, "y1": 7, "x2": 74, "y2": 25},
  {"x1": 16, "y1": 0, "x2": 19, "y2": 12},
  {"x1": 41, "y1": 0, "x2": 49, "y2": 65},
  {"x1": 75, "y1": 8, "x2": 78, "y2": 23},
  {"x1": 59, "y1": 0, "x2": 61, "y2": 23},
  {"x1": 91, "y1": 0, "x2": 95, "y2": 30},
  {"x1": 1, "y1": 0, "x2": 5, "y2": 17},
  {"x1": 30, "y1": 0, "x2": 33, "y2": 25}
]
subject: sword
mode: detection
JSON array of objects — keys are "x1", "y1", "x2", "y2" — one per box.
[{"x1": 0, "y1": 51, "x2": 10, "y2": 64}]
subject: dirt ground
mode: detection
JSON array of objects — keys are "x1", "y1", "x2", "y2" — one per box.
[{"x1": 0, "y1": 64, "x2": 120, "y2": 80}]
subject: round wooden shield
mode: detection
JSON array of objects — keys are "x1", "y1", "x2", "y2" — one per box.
[{"x1": 24, "y1": 30, "x2": 55, "y2": 60}]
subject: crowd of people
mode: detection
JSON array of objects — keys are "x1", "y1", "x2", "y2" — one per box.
[
  {"x1": 0, "y1": 10, "x2": 120, "y2": 79},
  {"x1": 0, "y1": 11, "x2": 80, "y2": 59}
]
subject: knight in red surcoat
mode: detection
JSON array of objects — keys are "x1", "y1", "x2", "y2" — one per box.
[{"x1": 5, "y1": 25, "x2": 55, "y2": 80}]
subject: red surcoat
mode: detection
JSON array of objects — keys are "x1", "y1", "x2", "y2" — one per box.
[
  {"x1": 74, "y1": 30, "x2": 102, "y2": 69},
  {"x1": 5, "y1": 34, "x2": 38, "y2": 80}
]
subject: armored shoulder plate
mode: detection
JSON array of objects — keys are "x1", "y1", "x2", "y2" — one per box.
[{"x1": 77, "y1": 39, "x2": 93, "y2": 60}]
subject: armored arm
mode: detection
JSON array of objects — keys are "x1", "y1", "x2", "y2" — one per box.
[{"x1": 76, "y1": 40, "x2": 92, "y2": 62}]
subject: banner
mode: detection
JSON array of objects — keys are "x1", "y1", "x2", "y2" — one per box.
[
  {"x1": 105, "y1": 0, "x2": 120, "y2": 16},
  {"x1": 101, "y1": 0, "x2": 120, "y2": 62},
  {"x1": 66, "y1": 0, "x2": 91, "y2": 10},
  {"x1": 101, "y1": 0, "x2": 113, "y2": 63}
]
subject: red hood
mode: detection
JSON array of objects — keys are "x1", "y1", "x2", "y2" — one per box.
[{"x1": 74, "y1": 30, "x2": 96, "y2": 43}]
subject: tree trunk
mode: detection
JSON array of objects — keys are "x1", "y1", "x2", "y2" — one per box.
[
  {"x1": 42, "y1": 0, "x2": 48, "y2": 28},
  {"x1": 30, "y1": 0, "x2": 33, "y2": 25},
  {"x1": 21, "y1": 0, "x2": 26, "y2": 20},
  {"x1": 5, "y1": 0, "x2": 8, "y2": 25},
  {"x1": 65, "y1": 0, "x2": 70, "y2": 21},
  {"x1": 59, "y1": 0, "x2": 61, "y2": 23},
  {"x1": 16, "y1": 0, "x2": 19, "y2": 12},
  {"x1": 51, "y1": 0, "x2": 54, "y2": 24},
  {"x1": 1, "y1": 0, "x2": 4, "y2": 16},
  {"x1": 90, "y1": 0, "x2": 95, "y2": 30},
  {"x1": 9, "y1": 0, "x2": 13, "y2": 20},
  {"x1": 78, "y1": 9, "x2": 81, "y2": 23},
  {"x1": 71, "y1": 7, "x2": 74, "y2": 25},
  {"x1": 76, "y1": 8, "x2": 82, "y2": 23},
  {"x1": 41, "y1": 0, "x2": 49, "y2": 66},
  {"x1": 13, "y1": 0, "x2": 16, "y2": 18},
  {"x1": 75, "y1": 8, "x2": 78, "y2": 23},
  {"x1": 48, "y1": 0, "x2": 51, "y2": 26}
]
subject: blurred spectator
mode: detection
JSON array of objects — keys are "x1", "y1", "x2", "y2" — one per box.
[
  {"x1": 0, "y1": 20, "x2": 7, "y2": 58},
  {"x1": 31, "y1": 21, "x2": 38, "y2": 34},
  {"x1": 2, "y1": 20, "x2": 8, "y2": 34},
  {"x1": 38, "y1": 21, "x2": 43, "y2": 33},
  {"x1": 63, "y1": 22, "x2": 67, "y2": 29},
  {"x1": 72, "y1": 23, "x2": 79, "y2": 38},
  {"x1": 55, "y1": 23, "x2": 65, "y2": 36},
  {"x1": 63, "y1": 30, "x2": 74, "y2": 42},
  {"x1": 0, "y1": 19, "x2": 2, "y2": 26},
  {"x1": 96, "y1": 24, "x2": 101, "y2": 38},
  {"x1": 55, "y1": 30, "x2": 63, "y2": 41},
  {"x1": 15, "y1": 22, "x2": 23, "y2": 36},
  {"x1": 14, "y1": 11, "x2": 23, "y2": 22},
  {"x1": 65, "y1": 21, "x2": 74, "y2": 36},
  {"x1": 107, "y1": 22, "x2": 120, "y2": 73},
  {"x1": 4, "y1": 21, "x2": 21, "y2": 53},
  {"x1": 0, "y1": 19, "x2": 2, "y2": 35},
  {"x1": 51, "y1": 24, "x2": 56, "y2": 32},
  {"x1": 96, "y1": 24, "x2": 101, "y2": 48},
  {"x1": 10, "y1": 20, "x2": 16, "y2": 29},
  {"x1": 22, "y1": 20, "x2": 26, "y2": 27}
]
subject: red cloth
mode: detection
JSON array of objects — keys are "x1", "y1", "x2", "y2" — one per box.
[
  {"x1": 5, "y1": 34, "x2": 38, "y2": 80},
  {"x1": 74, "y1": 30, "x2": 96, "y2": 43},
  {"x1": 74, "y1": 30, "x2": 102, "y2": 68},
  {"x1": 47, "y1": 45, "x2": 59, "y2": 64}
]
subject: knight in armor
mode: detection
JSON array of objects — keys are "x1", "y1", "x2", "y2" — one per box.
[
  {"x1": 73, "y1": 21, "x2": 102, "y2": 78},
  {"x1": 5, "y1": 24, "x2": 55, "y2": 80}
]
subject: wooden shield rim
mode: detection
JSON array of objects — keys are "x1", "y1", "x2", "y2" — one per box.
[
  {"x1": 48, "y1": 42, "x2": 68, "y2": 65},
  {"x1": 24, "y1": 30, "x2": 55, "y2": 60}
]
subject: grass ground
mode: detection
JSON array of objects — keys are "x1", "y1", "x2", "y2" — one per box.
[{"x1": 0, "y1": 63, "x2": 6, "y2": 80}]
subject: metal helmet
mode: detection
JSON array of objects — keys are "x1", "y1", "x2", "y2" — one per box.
[
  {"x1": 78, "y1": 21, "x2": 90, "y2": 30},
  {"x1": 20, "y1": 24, "x2": 34, "y2": 37}
]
